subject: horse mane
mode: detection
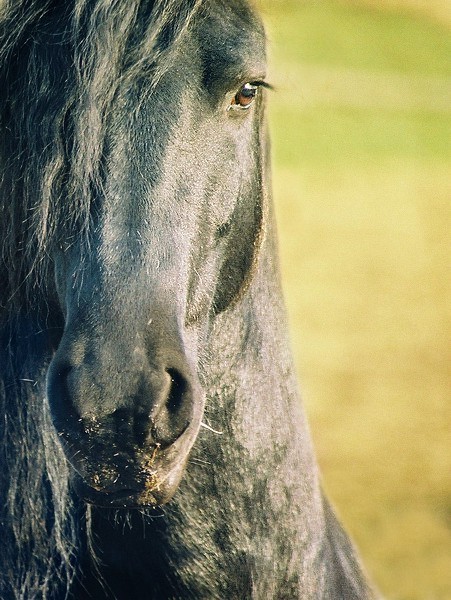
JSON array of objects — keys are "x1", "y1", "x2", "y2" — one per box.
[
  {"x1": 0, "y1": 2, "x2": 205, "y2": 597},
  {"x1": 0, "y1": 0, "x2": 203, "y2": 313}
]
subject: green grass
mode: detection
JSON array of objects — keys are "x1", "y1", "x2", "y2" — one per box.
[
  {"x1": 271, "y1": 106, "x2": 451, "y2": 166},
  {"x1": 259, "y1": 1, "x2": 451, "y2": 598},
  {"x1": 261, "y1": 0, "x2": 451, "y2": 76}
]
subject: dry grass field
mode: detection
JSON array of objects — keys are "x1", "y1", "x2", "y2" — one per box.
[{"x1": 258, "y1": 1, "x2": 451, "y2": 599}]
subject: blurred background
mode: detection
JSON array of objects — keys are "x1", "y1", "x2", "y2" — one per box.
[{"x1": 257, "y1": 1, "x2": 451, "y2": 599}]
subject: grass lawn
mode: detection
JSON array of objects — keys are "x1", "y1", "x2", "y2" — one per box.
[{"x1": 258, "y1": 1, "x2": 451, "y2": 598}]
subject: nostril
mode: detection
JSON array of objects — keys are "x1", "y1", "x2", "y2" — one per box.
[
  {"x1": 48, "y1": 360, "x2": 72, "y2": 394},
  {"x1": 166, "y1": 368, "x2": 187, "y2": 414},
  {"x1": 47, "y1": 360, "x2": 80, "y2": 429},
  {"x1": 150, "y1": 367, "x2": 193, "y2": 447}
]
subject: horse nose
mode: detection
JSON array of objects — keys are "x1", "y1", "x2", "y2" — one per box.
[
  {"x1": 47, "y1": 345, "x2": 196, "y2": 450},
  {"x1": 101, "y1": 365, "x2": 194, "y2": 448}
]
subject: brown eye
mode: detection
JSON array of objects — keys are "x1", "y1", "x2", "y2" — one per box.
[{"x1": 229, "y1": 83, "x2": 259, "y2": 110}]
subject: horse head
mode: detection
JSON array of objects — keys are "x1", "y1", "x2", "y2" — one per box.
[{"x1": 46, "y1": 2, "x2": 268, "y2": 507}]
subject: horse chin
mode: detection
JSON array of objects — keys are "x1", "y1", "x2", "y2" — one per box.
[
  {"x1": 73, "y1": 476, "x2": 179, "y2": 508},
  {"x1": 69, "y1": 424, "x2": 200, "y2": 508},
  {"x1": 72, "y1": 458, "x2": 187, "y2": 508}
]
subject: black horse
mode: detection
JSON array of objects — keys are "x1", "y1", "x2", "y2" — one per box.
[{"x1": 0, "y1": 1, "x2": 378, "y2": 598}]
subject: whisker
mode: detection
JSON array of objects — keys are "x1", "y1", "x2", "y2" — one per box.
[
  {"x1": 190, "y1": 457, "x2": 212, "y2": 466},
  {"x1": 200, "y1": 422, "x2": 223, "y2": 435}
]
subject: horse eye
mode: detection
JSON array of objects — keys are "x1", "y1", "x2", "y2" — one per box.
[{"x1": 228, "y1": 83, "x2": 259, "y2": 111}]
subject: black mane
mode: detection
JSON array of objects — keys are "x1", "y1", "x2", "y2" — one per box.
[{"x1": 0, "y1": 0, "x2": 202, "y2": 311}]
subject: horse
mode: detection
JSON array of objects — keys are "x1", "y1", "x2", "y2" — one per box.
[{"x1": 0, "y1": 0, "x2": 379, "y2": 598}]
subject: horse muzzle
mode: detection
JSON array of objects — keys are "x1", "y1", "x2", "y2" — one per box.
[
  {"x1": 46, "y1": 328, "x2": 204, "y2": 507},
  {"x1": 70, "y1": 433, "x2": 196, "y2": 507}
]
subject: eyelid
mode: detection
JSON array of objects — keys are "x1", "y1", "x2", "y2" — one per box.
[
  {"x1": 227, "y1": 80, "x2": 273, "y2": 113},
  {"x1": 230, "y1": 79, "x2": 273, "y2": 97},
  {"x1": 248, "y1": 80, "x2": 273, "y2": 90}
]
